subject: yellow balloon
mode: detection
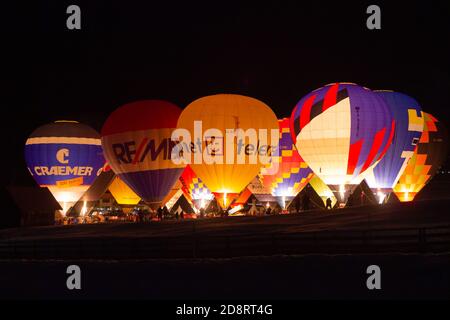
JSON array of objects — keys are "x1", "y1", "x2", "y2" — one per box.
[
  {"x1": 177, "y1": 94, "x2": 279, "y2": 199},
  {"x1": 108, "y1": 176, "x2": 141, "y2": 205},
  {"x1": 309, "y1": 175, "x2": 337, "y2": 208}
]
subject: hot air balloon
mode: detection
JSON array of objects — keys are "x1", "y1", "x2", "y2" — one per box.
[
  {"x1": 365, "y1": 91, "x2": 424, "y2": 203},
  {"x1": 25, "y1": 120, "x2": 105, "y2": 214},
  {"x1": 230, "y1": 187, "x2": 253, "y2": 209},
  {"x1": 247, "y1": 176, "x2": 278, "y2": 208},
  {"x1": 176, "y1": 94, "x2": 279, "y2": 210},
  {"x1": 308, "y1": 175, "x2": 337, "y2": 208},
  {"x1": 101, "y1": 100, "x2": 186, "y2": 208},
  {"x1": 161, "y1": 180, "x2": 185, "y2": 211},
  {"x1": 108, "y1": 176, "x2": 141, "y2": 205},
  {"x1": 179, "y1": 165, "x2": 214, "y2": 211},
  {"x1": 393, "y1": 113, "x2": 448, "y2": 202},
  {"x1": 289, "y1": 83, "x2": 394, "y2": 205},
  {"x1": 228, "y1": 187, "x2": 253, "y2": 216},
  {"x1": 260, "y1": 118, "x2": 314, "y2": 209}
]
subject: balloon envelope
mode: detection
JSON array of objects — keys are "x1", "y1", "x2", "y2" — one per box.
[
  {"x1": 101, "y1": 100, "x2": 185, "y2": 208},
  {"x1": 108, "y1": 176, "x2": 141, "y2": 205},
  {"x1": 308, "y1": 175, "x2": 337, "y2": 208},
  {"x1": 212, "y1": 192, "x2": 240, "y2": 210},
  {"x1": 260, "y1": 118, "x2": 314, "y2": 208},
  {"x1": 230, "y1": 188, "x2": 253, "y2": 208},
  {"x1": 179, "y1": 165, "x2": 213, "y2": 210},
  {"x1": 393, "y1": 113, "x2": 448, "y2": 202},
  {"x1": 176, "y1": 94, "x2": 279, "y2": 205},
  {"x1": 365, "y1": 91, "x2": 424, "y2": 199},
  {"x1": 247, "y1": 176, "x2": 278, "y2": 203},
  {"x1": 161, "y1": 180, "x2": 184, "y2": 211},
  {"x1": 25, "y1": 121, "x2": 104, "y2": 213},
  {"x1": 290, "y1": 83, "x2": 394, "y2": 203}
]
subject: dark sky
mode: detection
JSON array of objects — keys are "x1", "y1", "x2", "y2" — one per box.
[{"x1": 2, "y1": 0, "x2": 450, "y2": 185}]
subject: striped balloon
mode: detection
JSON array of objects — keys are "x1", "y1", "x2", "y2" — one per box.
[
  {"x1": 25, "y1": 120, "x2": 104, "y2": 213},
  {"x1": 289, "y1": 83, "x2": 394, "y2": 204},
  {"x1": 101, "y1": 100, "x2": 186, "y2": 208},
  {"x1": 365, "y1": 91, "x2": 424, "y2": 202}
]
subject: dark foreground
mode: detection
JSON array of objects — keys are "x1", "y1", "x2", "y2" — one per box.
[
  {"x1": 0, "y1": 253, "x2": 449, "y2": 299},
  {"x1": 0, "y1": 199, "x2": 449, "y2": 299},
  {"x1": 0, "y1": 199, "x2": 449, "y2": 259}
]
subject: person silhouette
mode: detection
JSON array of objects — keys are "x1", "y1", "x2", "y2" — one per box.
[
  {"x1": 295, "y1": 196, "x2": 302, "y2": 213},
  {"x1": 157, "y1": 206, "x2": 163, "y2": 221},
  {"x1": 199, "y1": 207, "x2": 205, "y2": 218},
  {"x1": 163, "y1": 206, "x2": 169, "y2": 219},
  {"x1": 326, "y1": 197, "x2": 332, "y2": 210},
  {"x1": 303, "y1": 194, "x2": 310, "y2": 211}
]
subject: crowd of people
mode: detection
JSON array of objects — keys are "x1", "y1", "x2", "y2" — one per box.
[{"x1": 55, "y1": 191, "x2": 371, "y2": 226}]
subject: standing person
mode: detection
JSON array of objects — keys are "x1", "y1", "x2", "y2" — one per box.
[
  {"x1": 303, "y1": 194, "x2": 310, "y2": 211},
  {"x1": 326, "y1": 197, "x2": 332, "y2": 210},
  {"x1": 360, "y1": 191, "x2": 366, "y2": 206},
  {"x1": 157, "y1": 206, "x2": 163, "y2": 221},
  {"x1": 347, "y1": 193, "x2": 354, "y2": 207},
  {"x1": 137, "y1": 211, "x2": 142, "y2": 223},
  {"x1": 163, "y1": 206, "x2": 169, "y2": 219},
  {"x1": 249, "y1": 199, "x2": 258, "y2": 216},
  {"x1": 180, "y1": 209, "x2": 184, "y2": 219},
  {"x1": 295, "y1": 196, "x2": 302, "y2": 214}
]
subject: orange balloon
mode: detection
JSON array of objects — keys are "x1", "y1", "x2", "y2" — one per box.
[
  {"x1": 176, "y1": 94, "x2": 279, "y2": 209},
  {"x1": 108, "y1": 176, "x2": 141, "y2": 205}
]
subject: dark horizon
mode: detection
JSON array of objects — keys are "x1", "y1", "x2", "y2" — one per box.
[{"x1": 2, "y1": 1, "x2": 450, "y2": 186}]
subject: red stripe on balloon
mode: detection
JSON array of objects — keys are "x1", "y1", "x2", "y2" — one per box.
[
  {"x1": 360, "y1": 127, "x2": 387, "y2": 172},
  {"x1": 377, "y1": 120, "x2": 395, "y2": 161},
  {"x1": 101, "y1": 100, "x2": 181, "y2": 136},
  {"x1": 322, "y1": 83, "x2": 339, "y2": 112},
  {"x1": 132, "y1": 137, "x2": 149, "y2": 164},
  {"x1": 299, "y1": 95, "x2": 316, "y2": 130},
  {"x1": 347, "y1": 139, "x2": 363, "y2": 175}
]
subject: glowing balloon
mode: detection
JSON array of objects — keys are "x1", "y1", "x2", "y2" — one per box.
[
  {"x1": 230, "y1": 188, "x2": 253, "y2": 208},
  {"x1": 25, "y1": 120, "x2": 104, "y2": 214},
  {"x1": 308, "y1": 175, "x2": 337, "y2": 208},
  {"x1": 108, "y1": 176, "x2": 141, "y2": 205},
  {"x1": 179, "y1": 165, "x2": 213, "y2": 210},
  {"x1": 247, "y1": 176, "x2": 277, "y2": 203},
  {"x1": 101, "y1": 100, "x2": 185, "y2": 208},
  {"x1": 365, "y1": 91, "x2": 424, "y2": 203},
  {"x1": 393, "y1": 113, "x2": 448, "y2": 202},
  {"x1": 176, "y1": 94, "x2": 279, "y2": 209},
  {"x1": 162, "y1": 180, "x2": 184, "y2": 211},
  {"x1": 290, "y1": 83, "x2": 394, "y2": 204},
  {"x1": 260, "y1": 118, "x2": 314, "y2": 209}
]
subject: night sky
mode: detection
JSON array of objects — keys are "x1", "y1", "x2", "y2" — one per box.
[{"x1": 2, "y1": 1, "x2": 450, "y2": 186}]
